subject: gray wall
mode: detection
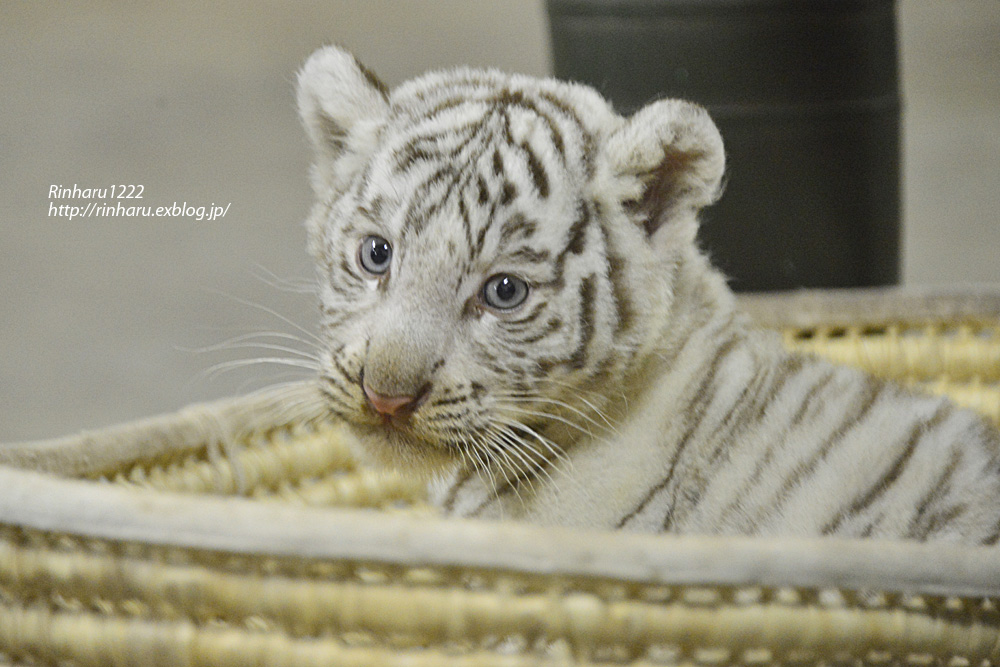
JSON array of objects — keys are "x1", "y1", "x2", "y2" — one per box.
[{"x1": 2, "y1": 1, "x2": 998, "y2": 441}]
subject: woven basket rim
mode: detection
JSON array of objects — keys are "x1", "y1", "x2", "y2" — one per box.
[
  {"x1": 738, "y1": 284, "x2": 1000, "y2": 329},
  {"x1": 1, "y1": 463, "x2": 999, "y2": 597},
  {"x1": 0, "y1": 381, "x2": 328, "y2": 476}
]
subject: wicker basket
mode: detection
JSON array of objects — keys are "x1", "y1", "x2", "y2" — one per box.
[{"x1": 1, "y1": 287, "x2": 999, "y2": 666}]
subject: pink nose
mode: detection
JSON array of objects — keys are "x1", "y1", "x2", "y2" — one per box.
[{"x1": 363, "y1": 384, "x2": 418, "y2": 417}]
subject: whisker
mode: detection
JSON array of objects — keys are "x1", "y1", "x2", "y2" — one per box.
[
  {"x1": 250, "y1": 264, "x2": 316, "y2": 295},
  {"x1": 490, "y1": 437, "x2": 535, "y2": 492},
  {"x1": 531, "y1": 377, "x2": 619, "y2": 430},
  {"x1": 488, "y1": 426, "x2": 554, "y2": 491},
  {"x1": 534, "y1": 375, "x2": 613, "y2": 404},
  {"x1": 459, "y1": 433, "x2": 507, "y2": 512},
  {"x1": 199, "y1": 356, "x2": 319, "y2": 382},
  {"x1": 192, "y1": 341, "x2": 321, "y2": 364},
  {"x1": 203, "y1": 288, "x2": 325, "y2": 347},
  {"x1": 494, "y1": 420, "x2": 591, "y2": 500},
  {"x1": 490, "y1": 416, "x2": 572, "y2": 468},
  {"x1": 239, "y1": 379, "x2": 329, "y2": 427},
  {"x1": 228, "y1": 371, "x2": 317, "y2": 397},
  {"x1": 493, "y1": 393, "x2": 615, "y2": 435},
  {"x1": 497, "y1": 404, "x2": 596, "y2": 439},
  {"x1": 480, "y1": 429, "x2": 532, "y2": 503},
  {"x1": 181, "y1": 331, "x2": 320, "y2": 356},
  {"x1": 491, "y1": 421, "x2": 561, "y2": 481},
  {"x1": 565, "y1": 393, "x2": 617, "y2": 430}
]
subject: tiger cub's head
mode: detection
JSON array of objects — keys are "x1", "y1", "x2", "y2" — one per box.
[{"x1": 297, "y1": 46, "x2": 725, "y2": 478}]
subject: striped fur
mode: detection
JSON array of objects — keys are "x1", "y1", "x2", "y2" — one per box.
[{"x1": 298, "y1": 46, "x2": 1000, "y2": 544}]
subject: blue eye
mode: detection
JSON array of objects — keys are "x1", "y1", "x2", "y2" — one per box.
[
  {"x1": 482, "y1": 274, "x2": 529, "y2": 310},
  {"x1": 359, "y1": 235, "x2": 392, "y2": 275}
]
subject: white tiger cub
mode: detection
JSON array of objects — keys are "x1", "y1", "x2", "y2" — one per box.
[{"x1": 297, "y1": 46, "x2": 1000, "y2": 543}]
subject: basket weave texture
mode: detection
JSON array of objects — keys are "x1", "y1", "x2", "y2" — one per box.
[{"x1": 1, "y1": 287, "x2": 999, "y2": 666}]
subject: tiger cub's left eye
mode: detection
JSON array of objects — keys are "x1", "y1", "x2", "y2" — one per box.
[
  {"x1": 481, "y1": 274, "x2": 529, "y2": 310},
  {"x1": 359, "y1": 235, "x2": 392, "y2": 275}
]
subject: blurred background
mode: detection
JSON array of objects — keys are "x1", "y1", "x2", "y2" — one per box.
[{"x1": 1, "y1": 1, "x2": 998, "y2": 441}]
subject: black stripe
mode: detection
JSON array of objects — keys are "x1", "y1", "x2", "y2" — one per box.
[
  {"x1": 759, "y1": 375, "x2": 886, "y2": 524},
  {"x1": 594, "y1": 206, "x2": 634, "y2": 338},
  {"x1": 321, "y1": 314, "x2": 352, "y2": 332},
  {"x1": 566, "y1": 201, "x2": 590, "y2": 255},
  {"x1": 910, "y1": 449, "x2": 963, "y2": 539},
  {"x1": 922, "y1": 504, "x2": 968, "y2": 539},
  {"x1": 402, "y1": 166, "x2": 465, "y2": 240},
  {"x1": 702, "y1": 356, "x2": 782, "y2": 457},
  {"x1": 357, "y1": 198, "x2": 385, "y2": 222},
  {"x1": 495, "y1": 89, "x2": 569, "y2": 164},
  {"x1": 316, "y1": 114, "x2": 347, "y2": 154},
  {"x1": 713, "y1": 355, "x2": 820, "y2": 525},
  {"x1": 318, "y1": 374, "x2": 353, "y2": 401},
  {"x1": 672, "y1": 361, "x2": 777, "y2": 524},
  {"x1": 331, "y1": 354, "x2": 360, "y2": 386},
  {"x1": 787, "y1": 366, "x2": 839, "y2": 428},
  {"x1": 394, "y1": 121, "x2": 483, "y2": 174},
  {"x1": 662, "y1": 337, "x2": 752, "y2": 531},
  {"x1": 981, "y1": 514, "x2": 1000, "y2": 545},
  {"x1": 533, "y1": 103, "x2": 566, "y2": 160},
  {"x1": 506, "y1": 302, "x2": 546, "y2": 327},
  {"x1": 801, "y1": 376, "x2": 886, "y2": 468},
  {"x1": 568, "y1": 274, "x2": 597, "y2": 370},
  {"x1": 441, "y1": 468, "x2": 476, "y2": 513},
  {"x1": 516, "y1": 316, "x2": 562, "y2": 345},
  {"x1": 605, "y1": 248, "x2": 633, "y2": 336},
  {"x1": 499, "y1": 214, "x2": 538, "y2": 245},
  {"x1": 823, "y1": 402, "x2": 951, "y2": 536},
  {"x1": 477, "y1": 176, "x2": 489, "y2": 205},
  {"x1": 421, "y1": 95, "x2": 469, "y2": 124},
  {"x1": 405, "y1": 165, "x2": 454, "y2": 212},
  {"x1": 500, "y1": 181, "x2": 517, "y2": 206},
  {"x1": 424, "y1": 402, "x2": 469, "y2": 418},
  {"x1": 337, "y1": 255, "x2": 365, "y2": 283},
  {"x1": 316, "y1": 384, "x2": 352, "y2": 420},
  {"x1": 319, "y1": 304, "x2": 346, "y2": 318},
  {"x1": 537, "y1": 90, "x2": 595, "y2": 176},
  {"x1": 535, "y1": 201, "x2": 591, "y2": 294},
  {"x1": 916, "y1": 448, "x2": 963, "y2": 517},
  {"x1": 615, "y1": 332, "x2": 742, "y2": 529},
  {"x1": 353, "y1": 57, "x2": 389, "y2": 100},
  {"x1": 474, "y1": 225, "x2": 489, "y2": 256},
  {"x1": 394, "y1": 145, "x2": 433, "y2": 173},
  {"x1": 427, "y1": 422, "x2": 474, "y2": 434},
  {"x1": 522, "y1": 142, "x2": 549, "y2": 198},
  {"x1": 509, "y1": 246, "x2": 550, "y2": 264},
  {"x1": 457, "y1": 191, "x2": 474, "y2": 250},
  {"x1": 752, "y1": 354, "x2": 809, "y2": 421},
  {"x1": 859, "y1": 517, "x2": 881, "y2": 538}
]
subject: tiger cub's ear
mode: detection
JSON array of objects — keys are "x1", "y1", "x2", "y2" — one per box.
[
  {"x1": 603, "y1": 100, "x2": 725, "y2": 237},
  {"x1": 297, "y1": 46, "x2": 390, "y2": 196}
]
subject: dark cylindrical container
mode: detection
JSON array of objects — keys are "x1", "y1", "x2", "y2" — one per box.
[{"x1": 547, "y1": 0, "x2": 900, "y2": 291}]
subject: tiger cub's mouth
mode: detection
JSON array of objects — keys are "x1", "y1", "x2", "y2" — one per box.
[
  {"x1": 329, "y1": 380, "x2": 470, "y2": 476},
  {"x1": 345, "y1": 414, "x2": 467, "y2": 478}
]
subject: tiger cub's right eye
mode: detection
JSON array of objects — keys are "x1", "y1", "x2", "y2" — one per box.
[
  {"x1": 359, "y1": 235, "x2": 392, "y2": 275},
  {"x1": 481, "y1": 273, "x2": 529, "y2": 310}
]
